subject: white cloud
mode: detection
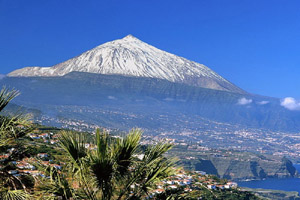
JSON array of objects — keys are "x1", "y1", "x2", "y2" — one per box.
[
  {"x1": 257, "y1": 101, "x2": 269, "y2": 105},
  {"x1": 163, "y1": 98, "x2": 173, "y2": 101},
  {"x1": 281, "y1": 97, "x2": 300, "y2": 111},
  {"x1": 237, "y1": 97, "x2": 253, "y2": 105},
  {"x1": 108, "y1": 96, "x2": 117, "y2": 100}
]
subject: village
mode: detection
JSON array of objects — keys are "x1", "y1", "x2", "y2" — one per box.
[{"x1": 151, "y1": 170, "x2": 238, "y2": 196}]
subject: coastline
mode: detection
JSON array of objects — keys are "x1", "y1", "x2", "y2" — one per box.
[{"x1": 236, "y1": 164, "x2": 300, "y2": 193}]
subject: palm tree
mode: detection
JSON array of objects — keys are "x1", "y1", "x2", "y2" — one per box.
[
  {"x1": 0, "y1": 87, "x2": 33, "y2": 200},
  {"x1": 37, "y1": 128, "x2": 175, "y2": 200},
  {"x1": 34, "y1": 164, "x2": 77, "y2": 200}
]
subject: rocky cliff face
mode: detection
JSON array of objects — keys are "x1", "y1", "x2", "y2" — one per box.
[
  {"x1": 7, "y1": 35, "x2": 244, "y2": 94},
  {"x1": 185, "y1": 156, "x2": 298, "y2": 180}
]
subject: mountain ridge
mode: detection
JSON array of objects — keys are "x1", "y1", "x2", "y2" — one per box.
[{"x1": 7, "y1": 35, "x2": 245, "y2": 94}]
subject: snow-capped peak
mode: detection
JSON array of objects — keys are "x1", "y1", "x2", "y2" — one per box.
[
  {"x1": 122, "y1": 34, "x2": 140, "y2": 40},
  {"x1": 7, "y1": 35, "x2": 244, "y2": 93}
]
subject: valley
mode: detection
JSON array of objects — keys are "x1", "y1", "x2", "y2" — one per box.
[{"x1": 29, "y1": 103, "x2": 300, "y2": 162}]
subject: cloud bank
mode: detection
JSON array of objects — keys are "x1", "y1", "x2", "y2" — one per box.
[
  {"x1": 237, "y1": 97, "x2": 253, "y2": 105},
  {"x1": 281, "y1": 97, "x2": 300, "y2": 111}
]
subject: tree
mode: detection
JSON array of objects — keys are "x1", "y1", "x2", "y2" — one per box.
[
  {"x1": 34, "y1": 164, "x2": 76, "y2": 200},
  {"x1": 0, "y1": 88, "x2": 33, "y2": 200},
  {"x1": 36, "y1": 128, "x2": 175, "y2": 200}
]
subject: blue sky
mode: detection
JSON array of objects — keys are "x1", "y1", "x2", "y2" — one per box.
[{"x1": 1, "y1": 0, "x2": 300, "y2": 98}]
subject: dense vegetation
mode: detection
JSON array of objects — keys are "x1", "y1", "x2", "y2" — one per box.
[
  {"x1": 0, "y1": 88, "x2": 33, "y2": 199},
  {"x1": 0, "y1": 88, "x2": 261, "y2": 199}
]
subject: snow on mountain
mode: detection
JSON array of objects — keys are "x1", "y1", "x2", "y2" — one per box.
[{"x1": 8, "y1": 35, "x2": 244, "y2": 93}]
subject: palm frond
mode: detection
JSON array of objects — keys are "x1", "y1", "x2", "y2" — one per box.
[
  {"x1": 0, "y1": 87, "x2": 19, "y2": 113},
  {"x1": 143, "y1": 142, "x2": 173, "y2": 164},
  {"x1": 58, "y1": 131, "x2": 87, "y2": 167},
  {"x1": 0, "y1": 189, "x2": 29, "y2": 200},
  {"x1": 89, "y1": 129, "x2": 115, "y2": 199},
  {"x1": 0, "y1": 88, "x2": 34, "y2": 199},
  {"x1": 114, "y1": 128, "x2": 141, "y2": 176},
  {"x1": 56, "y1": 129, "x2": 175, "y2": 200},
  {"x1": 127, "y1": 143, "x2": 175, "y2": 198},
  {"x1": 0, "y1": 115, "x2": 32, "y2": 140},
  {"x1": 34, "y1": 164, "x2": 77, "y2": 200}
]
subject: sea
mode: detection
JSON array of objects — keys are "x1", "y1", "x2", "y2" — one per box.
[{"x1": 237, "y1": 164, "x2": 300, "y2": 193}]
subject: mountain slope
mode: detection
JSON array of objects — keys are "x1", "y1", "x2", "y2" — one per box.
[
  {"x1": 1, "y1": 72, "x2": 299, "y2": 132},
  {"x1": 8, "y1": 35, "x2": 244, "y2": 94}
]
